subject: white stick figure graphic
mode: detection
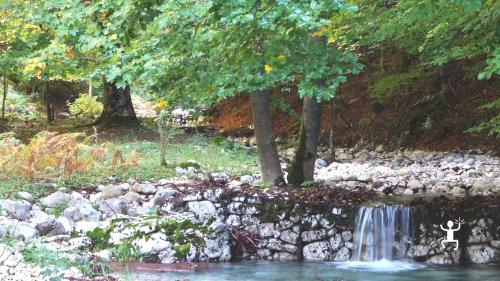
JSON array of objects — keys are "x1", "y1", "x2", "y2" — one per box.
[{"x1": 440, "y1": 217, "x2": 464, "y2": 250}]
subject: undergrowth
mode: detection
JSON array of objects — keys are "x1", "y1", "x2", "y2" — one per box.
[
  {"x1": 0, "y1": 131, "x2": 140, "y2": 182},
  {"x1": 21, "y1": 242, "x2": 109, "y2": 281},
  {"x1": 0, "y1": 131, "x2": 259, "y2": 198}
]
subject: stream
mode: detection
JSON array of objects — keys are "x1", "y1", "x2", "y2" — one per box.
[{"x1": 115, "y1": 260, "x2": 500, "y2": 281}]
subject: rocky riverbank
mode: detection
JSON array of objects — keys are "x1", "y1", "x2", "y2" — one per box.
[
  {"x1": 314, "y1": 148, "x2": 500, "y2": 196},
  {"x1": 0, "y1": 148, "x2": 499, "y2": 280}
]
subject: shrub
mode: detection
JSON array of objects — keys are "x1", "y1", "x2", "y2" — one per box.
[{"x1": 67, "y1": 93, "x2": 103, "y2": 119}]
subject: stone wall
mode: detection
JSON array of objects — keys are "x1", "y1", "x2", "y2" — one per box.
[
  {"x1": 162, "y1": 188, "x2": 358, "y2": 262},
  {"x1": 407, "y1": 196, "x2": 500, "y2": 264},
  {"x1": 1, "y1": 181, "x2": 499, "y2": 266},
  {"x1": 160, "y1": 187, "x2": 500, "y2": 264}
]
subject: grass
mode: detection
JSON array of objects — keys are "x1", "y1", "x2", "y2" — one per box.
[
  {"x1": 48, "y1": 203, "x2": 69, "y2": 218},
  {"x1": 0, "y1": 132, "x2": 259, "y2": 199},
  {"x1": 21, "y1": 241, "x2": 109, "y2": 280},
  {"x1": 0, "y1": 179, "x2": 53, "y2": 200}
]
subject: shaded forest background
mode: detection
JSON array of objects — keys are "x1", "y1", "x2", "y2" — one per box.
[{"x1": 211, "y1": 50, "x2": 499, "y2": 152}]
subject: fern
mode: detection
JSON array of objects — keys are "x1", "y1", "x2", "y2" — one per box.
[
  {"x1": 369, "y1": 69, "x2": 428, "y2": 101},
  {"x1": 468, "y1": 98, "x2": 500, "y2": 137}
]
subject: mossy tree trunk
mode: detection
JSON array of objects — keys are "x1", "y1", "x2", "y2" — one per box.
[
  {"x1": 249, "y1": 90, "x2": 285, "y2": 186},
  {"x1": 96, "y1": 79, "x2": 138, "y2": 127},
  {"x1": 288, "y1": 97, "x2": 322, "y2": 186},
  {"x1": 328, "y1": 98, "x2": 336, "y2": 163},
  {"x1": 1, "y1": 72, "x2": 7, "y2": 120}
]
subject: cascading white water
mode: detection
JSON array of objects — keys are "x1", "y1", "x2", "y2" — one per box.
[{"x1": 352, "y1": 205, "x2": 412, "y2": 261}]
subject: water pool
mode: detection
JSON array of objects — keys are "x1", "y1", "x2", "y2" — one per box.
[{"x1": 115, "y1": 260, "x2": 500, "y2": 281}]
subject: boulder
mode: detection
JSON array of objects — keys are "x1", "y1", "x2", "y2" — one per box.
[
  {"x1": 341, "y1": 230, "x2": 353, "y2": 242},
  {"x1": 41, "y1": 191, "x2": 70, "y2": 208},
  {"x1": 10, "y1": 222, "x2": 38, "y2": 240},
  {"x1": 451, "y1": 186, "x2": 466, "y2": 196},
  {"x1": 302, "y1": 241, "x2": 332, "y2": 261},
  {"x1": 35, "y1": 219, "x2": 66, "y2": 237},
  {"x1": 0, "y1": 199, "x2": 31, "y2": 221},
  {"x1": 100, "y1": 185, "x2": 125, "y2": 199},
  {"x1": 258, "y1": 223, "x2": 276, "y2": 238},
  {"x1": 329, "y1": 234, "x2": 344, "y2": 251},
  {"x1": 201, "y1": 238, "x2": 231, "y2": 261},
  {"x1": 468, "y1": 223, "x2": 493, "y2": 243},
  {"x1": 302, "y1": 229, "x2": 327, "y2": 243},
  {"x1": 280, "y1": 229, "x2": 299, "y2": 244},
  {"x1": 17, "y1": 192, "x2": 33, "y2": 203},
  {"x1": 466, "y1": 245, "x2": 498, "y2": 264},
  {"x1": 239, "y1": 175, "x2": 255, "y2": 185},
  {"x1": 187, "y1": 201, "x2": 217, "y2": 221},
  {"x1": 99, "y1": 198, "x2": 127, "y2": 215},
  {"x1": 64, "y1": 203, "x2": 101, "y2": 222},
  {"x1": 131, "y1": 183, "x2": 157, "y2": 195},
  {"x1": 123, "y1": 192, "x2": 143, "y2": 203},
  {"x1": 333, "y1": 246, "x2": 350, "y2": 261},
  {"x1": 153, "y1": 188, "x2": 178, "y2": 206},
  {"x1": 315, "y1": 158, "x2": 328, "y2": 169}
]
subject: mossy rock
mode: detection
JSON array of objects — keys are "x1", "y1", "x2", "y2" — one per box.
[
  {"x1": 86, "y1": 217, "x2": 212, "y2": 261},
  {"x1": 177, "y1": 160, "x2": 201, "y2": 170}
]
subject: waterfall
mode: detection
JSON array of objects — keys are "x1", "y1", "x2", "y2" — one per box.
[{"x1": 352, "y1": 205, "x2": 412, "y2": 261}]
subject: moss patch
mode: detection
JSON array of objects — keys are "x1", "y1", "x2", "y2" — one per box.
[{"x1": 86, "y1": 217, "x2": 212, "y2": 262}]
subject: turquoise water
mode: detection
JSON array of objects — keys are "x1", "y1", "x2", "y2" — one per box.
[{"x1": 119, "y1": 260, "x2": 500, "y2": 281}]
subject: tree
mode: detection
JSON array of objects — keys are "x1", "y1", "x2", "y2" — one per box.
[
  {"x1": 133, "y1": 0, "x2": 361, "y2": 185},
  {"x1": 13, "y1": 0, "x2": 166, "y2": 126},
  {"x1": 287, "y1": 96, "x2": 322, "y2": 186},
  {"x1": 334, "y1": 0, "x2": 500, "y2": 136},
  {"x1": 0, "y1": 1, "x2": 36, "y2": 120},
  {"x1": 96, "y1": 79, "x2": 137, "y2": 126}
]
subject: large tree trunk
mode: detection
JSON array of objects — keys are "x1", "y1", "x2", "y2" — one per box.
[
  {"x1": 288, "y1": 97, "x2": 322, "y2": 186},
  {"x1": 249, "y1": 91, "x2": 285, "y2": 186},
  {"x1": 2, "y1": 72, "x2": 7, "y2": 120},
  {"x1": 96, "y1": 80, "x2": 138, "y2": 127}
]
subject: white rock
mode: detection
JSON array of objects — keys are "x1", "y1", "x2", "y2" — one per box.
[
  {"x1": 131, "y1": 183, "x2": 157, "y2": 194},
  {"x1": 302, "y1": 241, "x2": 332, "y2": 261},
  {"x1": 329, "y1": 233, "x2": 344, "y2": 251},
  {"x1": 123, "y1": 192, "x2": 143, "y2": 203},
  {"x1": 100, "y1": 185, "x2": 125, "y2": 199},
  {"x1": 302, "y1": 229, "x2": 326, "y2": 242},
  {"x1": 407, "y1": 179, "x2": 424, "y2": 190},
  {"x1": 240, "y1": 175, "x2": 255, "y2": 185},
  {"x1": 0, "y1": 199, "x2": 31, "y2": 221},
  {"x1": 99, "y1": 198, "x2": 127, "y2": 215},
  {"x1": 315, "y1": 158, "x2": 328, "y2": 169},
  {"x1": 17, "y1": 192, "x2": 33, "y2": 203},
  {"x1": 258, "y1": 223, "x2": 276, "y2": 238},
  {"x1": 187, "y1": 201, "x2": 217, "y2": 221},
  {"x1": 280, "y1": 229, "x2": 299, "y2": 244},
  {"x1": 451, "y1": 186, "x2": 466, "y2": 196},
  {"x1": 64, "y1": 203, "x2": 101, "y2": 222},
  {"x1": 333, "y1": 246, "x2": 350, "y2": 261},
  {"x1": 41, "y1": 191, "x2": 70, "y2": 208},
  {"x1": 153, "y1": 188, "x2": 178, "y2": 206},
  {"x1": 466, "y1": 245, "x2": 498, "y2": 264}
]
